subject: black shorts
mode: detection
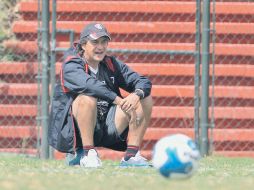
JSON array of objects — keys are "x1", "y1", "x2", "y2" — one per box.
[{"x1": 74, "y1": 105, "x2": 128, "y2": 151}]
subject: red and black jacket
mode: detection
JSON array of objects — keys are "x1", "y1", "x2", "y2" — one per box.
[{"x1": 48, "y1": 45, "x2": 152, "y2": 153}]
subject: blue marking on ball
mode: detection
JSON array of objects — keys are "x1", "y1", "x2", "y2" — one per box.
[{"x1": 159, "y1": 147, "x2": 193, "y2": 178}]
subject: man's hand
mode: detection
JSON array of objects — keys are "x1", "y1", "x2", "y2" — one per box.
[
  {"x1": 113, "y1": 94, "x2": 141, "y2": 127},
  {"x1": 113, "y1": 96, "x2": 124, "y2": 106},
  {"x1": 121, "y1": 93, "x2": 140, "y2": 113}
]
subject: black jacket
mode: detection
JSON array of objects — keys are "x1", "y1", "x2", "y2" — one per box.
[{"x1": 48, "y1": 46, "x2": 152, "y2": 153}]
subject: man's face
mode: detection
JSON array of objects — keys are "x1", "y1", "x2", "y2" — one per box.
[{"x1": 82, "y1": 36, "x2": 109, "y2": 63}]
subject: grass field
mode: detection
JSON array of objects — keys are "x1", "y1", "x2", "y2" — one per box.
[{"x1": 0, "y1": 154, "x2": 253, "y2": 190}]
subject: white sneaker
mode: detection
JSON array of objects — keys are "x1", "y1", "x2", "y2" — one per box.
[
  {"x1": 80, "y1": 149, "x2": 102, "y2": 168},
  {"x1": 120, "y1": 151, "x2": 150, "y2": 167}
]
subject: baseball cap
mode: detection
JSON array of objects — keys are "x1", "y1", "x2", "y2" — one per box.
[{"x1": 79, "y1": 23, "x2": 111, "y2": 44}]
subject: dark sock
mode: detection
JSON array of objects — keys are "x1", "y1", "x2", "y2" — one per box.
[
  {"x1": 83, "y1": 145, "x2": 95, "y2": 155},
  {"x1": 76, "y1": 147, "x2": 84, "y2": 156},
  {"x1": 124, "y1": 145, "x2": 139, "y2": 161},
  {"x1": 68, "y1": 147, "x2": 84, "y2": 166}
]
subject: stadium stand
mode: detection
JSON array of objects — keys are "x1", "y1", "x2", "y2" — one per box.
[{"x1": 1, "y1": 0, "x2": 254, "y2": 159}]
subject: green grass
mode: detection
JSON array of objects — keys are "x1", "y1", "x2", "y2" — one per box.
[{"x1": 0, "y1": 154, "x2": 253, "y2": 190}]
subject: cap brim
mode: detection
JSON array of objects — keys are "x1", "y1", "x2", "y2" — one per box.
[{"x1": 88, "y1": 32, "x2": 111, "y2": 41}]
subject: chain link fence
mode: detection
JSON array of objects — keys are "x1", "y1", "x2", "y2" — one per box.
[
  {"x1": 209, "y1": 0, "x2": 254, "y2": 156},
  {"x1": 48, "y1": 0, "x2": 202, "y2": 159},
  {"x1": 0, "y1": 0, "x2": 39, "y2": 156},
  {"x1": 0, "y1": 0, "x2": 253, "y2": 159}
]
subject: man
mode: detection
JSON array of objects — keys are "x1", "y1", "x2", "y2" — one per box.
[{"x1": 48, "y1": 22, "x2": 153, "y2": 168}]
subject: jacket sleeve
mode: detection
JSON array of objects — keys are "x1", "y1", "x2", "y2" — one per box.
[
  {"x1": 115, "y1": 58, "x2": 152, "y2": 98},
  {"x1": 62, "y1": 58, "x2": 117, "y2": 103}
]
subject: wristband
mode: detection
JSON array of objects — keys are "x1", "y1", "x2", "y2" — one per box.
[{"x1": 134, "y1": 89, "x2": 144, "y2": 99}]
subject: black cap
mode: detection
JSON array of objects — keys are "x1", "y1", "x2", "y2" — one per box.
[{"x1": 79, "y1": 23, "x2": 111, "y2": 44}]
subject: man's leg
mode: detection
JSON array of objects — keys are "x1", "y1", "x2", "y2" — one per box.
[
  {"x1": 115, "y1": 95, "x2": 153, "y2": 146},
  {"x1": 115, "y1": 95, "x2": 153, "y2": 165},
  {"x1": 128, "y1": 95, "x2": 153, "y2": 146},
  {"x1": 72, "y1": 95, "x2": 97, "y2": 147},
  {"x1": 70, "y1": 95, "x2": 102, "y2": 167}
]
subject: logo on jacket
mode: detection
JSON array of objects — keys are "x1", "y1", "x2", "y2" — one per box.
[
  {"x1": 101, "y1": 77, "x2": 114, "y2": 85},
  {"x1": 110, "y1": 77, "x2": 115, "y2": 84}
]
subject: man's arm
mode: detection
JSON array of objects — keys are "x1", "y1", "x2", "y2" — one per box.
[
  {"x1": 62, "y1": 59, "x2": 117, "y2": 103},
  {"x1": 114, "y1": 58, "x2": 152, "y2": 98}
]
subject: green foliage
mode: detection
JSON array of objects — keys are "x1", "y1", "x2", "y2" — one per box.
[
  {"x1": 0, "y1": 0, "x2": 18, "y2": 41},
  {"x1": 0, "y1": 0, "x2": 19, "y2": 61},
  {"x1": 0, "y1": 154, "x2": 253, "y2": 190}
]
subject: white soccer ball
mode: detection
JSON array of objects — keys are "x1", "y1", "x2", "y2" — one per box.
[{"x1": 152, "y1": 134, "x2": 200, "y2": 179}]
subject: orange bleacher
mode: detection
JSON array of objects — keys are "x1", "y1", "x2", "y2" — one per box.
[{"x1": 0, "y1": 0, "x2": 253, "y2": 159}]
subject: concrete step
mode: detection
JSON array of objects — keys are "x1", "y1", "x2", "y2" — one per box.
[
  {"x1": 1, "y1": 83, "x2": 254, "y2": 99},
  {"x1": 1, "y1": 126, "x2": 254, "y2": 142},
  {"x1": 19, "y1": 1, "x2": 254, "y2": 19},
  {"x1": 1, "y1": 105, "x2": 254, "y2": 120},
  {"x1": 0, "y1": 126, "x2": 38, "y2": 138},
  {"x1": 13, "y1": 21, "x2": 254, "y2": 35},
  {"x1": 1, "y1": 116, "x2": 253, "y2": 129},
  {"x1": 2, "y1": 74, "x2": 253, "y2": 86},
  {"x1": 17, "y1": 1, "x2": 254, "y2": 28},
  {"x1": 1, "y1": 83, "x2": 254, "y2": 108},
  {"x1": 2, "y1": 62, "x2": 254, "y2": 77},
  {"x1": 4, "y1": 41, "x2": 254, "y2": 56}
]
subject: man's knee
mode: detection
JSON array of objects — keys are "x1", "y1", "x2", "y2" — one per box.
[
  {"x1": 134, "y1": 95, "x2": 153, "y2": 124},
  {"x1": 72, "y1": 95, "x2": 97, "y2": 113},
  {"x1": 141, "y1": 95, "x2": 153, "y2": 111},
  {"x1": 135, "y1": 95, "x2": 153, "y2": 118}
]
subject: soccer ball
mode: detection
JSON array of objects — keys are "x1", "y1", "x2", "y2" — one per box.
[{"x1": 152, "y1": 134, "x2": 200, "y2": 179}]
